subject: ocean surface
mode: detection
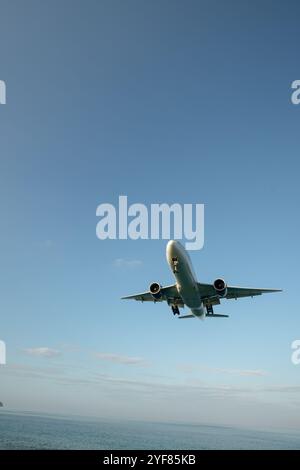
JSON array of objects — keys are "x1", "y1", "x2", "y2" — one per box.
[{"x1": 0, "y1": 411, "x2": 299, "y2": 450}]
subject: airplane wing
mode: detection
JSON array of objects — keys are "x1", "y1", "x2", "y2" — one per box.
[
  {"x1": 225, "y1": 286, "x2": 282, "y2": 299},
  {"x1": 122, "y1": 282, "x2": 281, "y2": 305},
  {"x1": 198, "y1": 283, "x2": 282, "y2": 302},
  {"x1": 121, "y1": 284, "x2": 181, "y2": 303}
]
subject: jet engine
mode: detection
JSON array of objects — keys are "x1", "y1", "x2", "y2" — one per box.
[
  {"x1": 213, "y1": 278, "x2": 227, "y2": 297},
  {"x1": 149, "y1": 282, "x2": 162, "y2": 299}
]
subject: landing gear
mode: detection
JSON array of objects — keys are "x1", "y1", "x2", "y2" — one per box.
[
  {"x1": 171, "y1": 305, "x2": 180, "y2": 316},
  {"x1": 172, "y1": 257, "x2": 179, "y2": 273},
  {"x1": 206, "y1": 304, "x2": 214, "y2": 315}
]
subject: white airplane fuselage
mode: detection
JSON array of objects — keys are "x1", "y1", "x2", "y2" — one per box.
[{"x1": 166, "y1": 240, "x2": 206, "y2": 318}]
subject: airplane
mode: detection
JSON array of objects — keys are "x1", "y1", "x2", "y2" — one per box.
[{"x1": 122, "y1": 240, "x2": 282, "y2": 319}]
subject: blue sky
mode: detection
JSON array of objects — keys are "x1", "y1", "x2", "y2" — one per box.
[{"x1": 0, "y1": 0, "x2": 300, "y2": 430}]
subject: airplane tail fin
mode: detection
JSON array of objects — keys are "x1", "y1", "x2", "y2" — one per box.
[
  {"x1": 178, "y1": 313, "x2": 229, "y2": 319},
  {"x1": 206, "y1": 314, "x2": 229, "y2": 318},
  {"x1": 178, "y1": 314, "x2": 195, "y2": 319}
]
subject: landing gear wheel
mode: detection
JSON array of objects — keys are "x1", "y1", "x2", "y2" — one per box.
[
  {"x1": 171, "y1": 305, "x2": 180, "y2": 316},
  {"x1": 206, "y1": 304, "x2": 214, "y2": 315}
]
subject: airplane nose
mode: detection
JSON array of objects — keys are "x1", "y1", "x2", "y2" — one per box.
[
  {"x1": 167, "y1": 239, "x2": 176, "y2": 249},
  {"x1": 166, "y1": 240, "x2": 179, "y2": 260}
]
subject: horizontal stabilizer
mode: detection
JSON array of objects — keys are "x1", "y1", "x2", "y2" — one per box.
[
  {"x1": 206, "y1": 313, "x2": 229, "y2": 318},
  {"x1": 178, "y1": 314, "x2": 195, "y2": 319}
]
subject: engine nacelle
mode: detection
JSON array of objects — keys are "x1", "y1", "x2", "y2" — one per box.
[
  {"x1": 149, "y1": 282, "x2": 162, "y2": 300},
  {"x1": 213, "y1": 278, "x2": 227, "y2": 297}
]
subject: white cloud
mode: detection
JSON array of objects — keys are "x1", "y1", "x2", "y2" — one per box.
[
  {"x1": 113, "y1": 258, "x2": 142, "y2": 268},
  {"x1": 177, "y1": 363, "x2": 268, "y2": 377},
  {"x1": 95, "y1": 352, "x2": 149, "y2": 367},
  {"x1": 24, "y1": 347, "x2": 62, "y2": 358},
  {"x1": 263, "y1": 385, "x2": 300, "y2": 393},
  {"x1": 208, "y1": 367, "x2": 267, "y2": 377}
]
